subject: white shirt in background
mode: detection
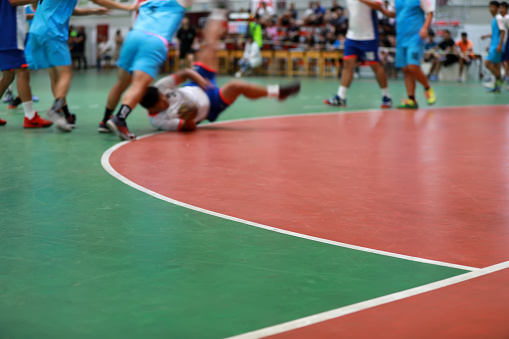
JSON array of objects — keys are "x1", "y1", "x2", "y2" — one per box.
[{"x1": 243, "y1": 41, "x2": 262, "y2": 68}]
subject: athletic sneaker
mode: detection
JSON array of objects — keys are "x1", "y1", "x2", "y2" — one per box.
[
  {"x1": 0, "y1": 118, "x2": 6, "y2": 125},
  {"x1": 23, "y1": 112, "x2": 53, "y2": 128},
  {"x1": 32, "y1": 95, "x2": 39, "y2": 102},
  {"x1": 46, "y1": 108, "x2": 72, "y2": 132},
  {"x1": 425, "y1": 87, "x2": 436, "y2": 105},
  {"x1": 381, "y1": 96, "x2": 393, "y2": 109},
  {"x1": 279, "y1": 82, "x2": 301, "y2": 100},
  {"x1": 98, "y1": 121, "x2": 112, "y2": 133},
  {"x1": 397, "y1": 99, "x2": 418, "y2": 109},
  {"x1": 324, "y1": 94, "x2": 347, "y2": 107},
  {"x1": 483, "y1": 79, "x2": 495, "y2": 88},
  {"x1": 107, "y1": 116, "x2": 136, "y2": 141},
  {"x1": 429, "y1": 75, "x2": 438, "y2": 82},
  {"x1": 7, "y1": 97, "x2": 21, "y2": 109},
  {"x1": 486, "y1": 79, "x2": 502, "y2": 93},
  {"x1": 66, "y1": 113, "x2": 77, "y2": 128},
  {"x1": 2, "y1": 89, "x2": 13, "y2": 103}
]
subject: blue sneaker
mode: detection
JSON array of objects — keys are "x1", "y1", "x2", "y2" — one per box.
[
  {"x1": 2, "y1": 89, "x2": 13, "y2": 103},
  {"x1": 381, "y1": 96, "x2": 392, "y2": 108},
  {"x1": 324, "y1": 95, "x2": 347, "y2": 107},
  {"x1": 429, "y1": 75, "x2": 438, "y2": 82},
  {"x1": 486, "y1": 79, "x2": 502, "y2": 93},
  {"x1": 32, "y1": 95, "x2": 39, "y2": 102}
]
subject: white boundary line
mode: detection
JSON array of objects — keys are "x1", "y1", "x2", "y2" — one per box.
[
  {"x1": 225, "y1": 260, "x2": 509, "y2": 339},
  {"x1": 100, "y1": 107, "x2": 495, "y2": 272}
]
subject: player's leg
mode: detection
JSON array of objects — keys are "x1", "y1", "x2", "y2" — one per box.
[
  {"x1": 0, "y1": 71, "x2": 15, "y2": 99},
  {"x1": 485, "y1": 47, "x2": 503, "y2": 92},
  {"x1": 458, "y1": 57, "x2": 465, "y2": 80},
  {"x1": 220, "y1": 79, "x2": 301, "y2": 104},
  {"x1": 396, "y1": 46, "x2": 417, "y2": 109},
  {"x1": 15, "y1": 67, "x2": 52, "y2": 128},
  {"x1": 99, "y1": 67, "x2": 132, "y2": 132},
  {"x1": 324, "y1": 42, "x2": 357, "y2": 107},
  {"x1": 107, "y1": 70, "x2": 153, "y2": 140}
]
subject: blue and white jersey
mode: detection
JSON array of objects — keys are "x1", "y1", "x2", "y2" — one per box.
[
  {"x1": 395, "y1": 0, "x2": 435, "y2": 47},
  {"x1": 29, "y1": 0, "x2": 78, "y2": 40},
  {"x1": 346, "y1": 0, "x2": 381, "y2": 41},
  {"x1": 490, "y1": 14, "x2": 506, "y2": 48},
  {"x1": 133, "y1": 0, "x2": 189, "y2": 47},
  {"x1": 0, "y1": 0, "x2": 27, "y2": 51}
]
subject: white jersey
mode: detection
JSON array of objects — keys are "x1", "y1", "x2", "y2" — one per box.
[
  {"x1": 148, "y1": 76, "x2": 210, "y2": 131},
  {"x1": 346, "y1": 0, "x2": 382, "y2": 41}
]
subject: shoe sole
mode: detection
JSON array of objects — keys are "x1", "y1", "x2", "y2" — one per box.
[
  {"x1": 323, "y1": 100, "x2": 346, "y2": 107},
  {"x1": 98, "y1": 127, "x2": 111, "y2": 133}
]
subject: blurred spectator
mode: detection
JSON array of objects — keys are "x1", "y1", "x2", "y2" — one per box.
[
  {"x1": 311, "y1": 1, "x2": 326, "y2": 25},
  {"x1": 71, "y1": 26, "x2": 87, "y2": 70},
  {"x1": 456, "y1": 32, "x2": 475, "y2": 81},
  {"x1": 235, "y1": 35, "x2": 262, "y2": 77},
  {"x1": 257, "y1": 1, "x2": 275, "y2": 24},
  {"x1": 114, "y1": 30, "x2": 124, "y2": 62},
  {"x1": 265, "y1": 20, "x2": 278, "y2": 42},
  {"x1": 96, "y1": 34, "x2": 112, "y2": 70},
  {"x1": 330, "y1": 0, "x2": 343, "y2": 12},
  {"x1": 429, "y1": 29, "x2": 458, "y2": 81},
  {"x1": 303, "y1": 2, "x2": 315, "y2": 25},
  {"x1": 424, "y1": 30, "x2": 439, "y2": 77},
  {"x1": 328, "y1": 7, "x2": 348, "y2": 36},
  {"x1": 289, "y1": 3, "x2": 298, "y2": 19},
  {"x1": 249, "y1": 14, "x2": 263, "y2": 47},
  {"x1": 176, "y1": 17, "x2": 197, "y2": 69}
]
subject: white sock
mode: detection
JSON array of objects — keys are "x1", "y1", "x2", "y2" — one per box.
[
  {"x1": 381, "y1": 88, "x2": 390, "y2": 97},
  {"x1": 22, "y1": 101, "x2": 36, "y2": 119},
  {"x1": 267, "y1": 85, "x2": 279, "y2": 97},
  {"x1": 338, "y1": 86, "x2": 348, "y2": 99}
]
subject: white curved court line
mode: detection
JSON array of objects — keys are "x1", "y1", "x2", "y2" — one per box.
[
  {"x1": 101, "y1": 108, "x2": 491, "y2": 272},
  {"x1": 225, "y1": 260, "x2": 509, "y2": 339}
]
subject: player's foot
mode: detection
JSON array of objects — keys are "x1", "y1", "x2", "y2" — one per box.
[
  {"x1": 46, "y1": 107, "x2": 72, "y2": 132},
  {"x1": 429, "y1": 75, "x2": 438, "y2": 82},
  {"x1": 0, "y1": 118, "x2": 6, "y2": 125},
  {"x1": 66, "y1": 113, "x2": 77, "y2": 128},
  {"x1": 234, "y1": 71, "x2": 242, "y2": 78},
  {"x1": 7, "y1": 97, "x2": 21, "y2": 109},
  {"x1": 23, "y1": 112, "x2": 53, "y2": 128},
  {"x1": 483, "y1": 79, "x2": 495, "y2": 88},
  {"x1": 98, "y1": 120, "x2": 112, "y2": 133},
  {"x1": 106, "y1": 116, "x2": 136, "y2": 140},
  {"x1": 486, "y1": 79, "x2": 502, "y2": 93},
  {"x1": 397, "y1": 98, "x2": 418, "y2": 109},
  {"x1": 425, "y1": 87, "x2": 436, "y2": 105},
  {"x1": 324, "y1": 94, "x2": 346, "y2": 107},
  {"x1": 278, "y1": 82, "x2": 301, "y2": 100},
  {"x1": 2, "y1": 89, "x2": 13, "y2": 103},
  {"x1": 457, "y1": 77, "x2": 463, "y2": 82},
  {"x1": 381, "y1": 96, "x2": 392, "y2": 109}
]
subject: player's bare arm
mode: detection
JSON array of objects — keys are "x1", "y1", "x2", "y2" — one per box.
[
  {"x1": 73, "y1": 7, "x2": 110, "y2": 16},
  {"x1": 358, "y1": 0, "x2": 395, "y2": 17},
  {"x1": 8, "y1": 0, "x2": 37, "y2": 6},
  {"x1": 173, "y1": 69, "x2": 211, "y2": 90},
  {"x1": 91, "y1": 0, "x2": 138, "y2": 12},
  {"x1": 419, "y1": 12, "x2": 433, "y2": 39},
  {"x1": 497, "y1": 31, "x2": 505, "y2": 52}
]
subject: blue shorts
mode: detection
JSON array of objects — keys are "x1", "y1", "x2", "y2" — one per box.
[
  {"x1": 29, "y1": 34, "x2": 71, "y2": 69},
  {"x1": 487, "y1": 46, "x2": 503, "y2": 64},
  {"x1": 184, "y1": 62, "x2": 230, "y2": 122},
  {"x1": 24, "y1": 34, "x2": 34, "y2": 68},
  {"x1": 0, "y1": 49, "x2": 28, "y2": 71},
  {"x1": 343, "y1": 39, "x2": 379, "y2": 63},
  {"x1": 396, "y1": 45, "x2": 424, "y2": 68},
  {"x1": 117, "y1": 30, "x2": 168, "y2": 79},
  {"x1": 503, "y1": 41, "x2": 509, "y2": 61}
]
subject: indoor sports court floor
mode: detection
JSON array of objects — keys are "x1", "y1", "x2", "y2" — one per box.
[{"x1": 1, "y1": 71, "x2": 508, "y2": 338}]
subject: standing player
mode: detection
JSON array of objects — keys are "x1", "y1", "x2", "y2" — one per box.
[
  {"x1": 394, "y1": 0, "x2": 436, "y2": 109},
  {"x1": 29, "y1": 0, "x2": 137, "y2": 132},
  {"x1": 137, "y1": 17, "x2": 300, "y2": 134},
  {"x1": 99, "y1": 0, "x2": 194, "y2": 139},
  {"x1": 499, "y1": 2, "x2": 509, "y2": 82},
  {"x1": 324, "y1": 0, "x2": 393, "y2": 108},
  {"x1": 176, "y1": 17, "x2": 197, "y2": 70},
  {"x1": 480, "y1": 1, "x2": 506, "y2": 92},
  {"x1": 0, "y1": 0, "x2": 52, "y2": 128}
]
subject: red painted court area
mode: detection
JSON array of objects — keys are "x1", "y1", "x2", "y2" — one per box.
[{"x1": 109, "y1": 106, "x2": 509, "y2": 269}]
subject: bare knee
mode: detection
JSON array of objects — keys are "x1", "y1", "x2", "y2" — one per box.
[
  {"x1": 343, "y1": 58, "x2": 357, "y2": 69},
  {"x1": 402, "y1": 66, "x2": 412, "y2": 75},
  {"x1": 1, "y1": 70, "x2": 15, "y2": 83}
]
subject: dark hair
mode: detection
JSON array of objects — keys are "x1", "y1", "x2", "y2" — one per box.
[
  {"x1": 490, "y1": 1, "x2": 500, "y2": 7},
  {"x1": 461, "y1": 32, "x2": 467, "y2": 37},
  {"x1": 443, "y1": 29, "x2": 451, "y2": 35},
  {"x1": 501, "y1": 1, "x2": 509, "y2": 8},
  {"x1": 140, "y1": 86, "x2": 160, "y2": 109}
]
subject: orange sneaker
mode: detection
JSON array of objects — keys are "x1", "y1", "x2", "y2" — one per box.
[
  {"x1": 23, "y1": 112, "x2": 53, "y2": 128},
  {"x1": 0, "y1": 118, "x2": 6, "y2": 126}
]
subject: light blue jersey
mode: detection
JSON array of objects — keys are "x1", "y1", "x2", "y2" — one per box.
[
  {"x1": 395, "y1": 0, "x2": 434, "y2": 47},
  {"x1": 133, "y1": 0, "x2": 186, "y2": 47},
  {"x1": 29, "y1": 0, "x2": 78, "y2": 40},
  {"x1": 490, "y1": 15, "x2": 505, "y2": 49}
]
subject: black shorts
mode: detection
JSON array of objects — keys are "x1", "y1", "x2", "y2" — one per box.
[
  {"x1": 179, "y1": 48, "x2": 195, "y2": 60},
  {"x1": 442, "y1": 54, "x2": 459, "y2": 67}
]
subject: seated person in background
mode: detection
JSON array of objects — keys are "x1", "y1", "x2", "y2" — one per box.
[
  {"x1": 235, "y1": 35, "x2": 262, "y2": 78},
  {"x1": 310, "y1": 1, "x2": 326, "y2": 25},
  {"x1": 456, "y1": 32, "x2": 475, "y2": 82},
  {"x1": 303, "y1": 2, "x2": 315, "y2": 25},
  {"x1": 96, "y1": 34, "x2": 112, "y2": 70},
  {"x1": 139, "y1": 19, "x2": 300, "y2": 132},
  {"x1": 428, "y1": 29, "x2": 458, "y2": 81},
  {"x1": 257, "y1": 1, "x2": 275, "y2": 25},
  {"x1": 423, "y1": 30, "x2": 439, "y2": 77}
]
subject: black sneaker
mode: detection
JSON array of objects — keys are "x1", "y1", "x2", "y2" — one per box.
[
  {"x1": 324, "y1": 95, "x2": 346, "y2": 107},
  {"x1": 98, "y1": 121, "x2": 112, "y2": 133},
  {"x1": 278, "y1": 82, "x2": 301, "y2": 100},
  {"x1": 106, "y1": 116, "x2": 136, "y2": 141},
  {"x1": 7, "y1": 96, "x2": 21, "y2": 109},
  {"x1": 66, "y1": 113, "x2": 77, "y2": 128}
]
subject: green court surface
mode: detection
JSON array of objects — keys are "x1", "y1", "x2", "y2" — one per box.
[{"x1": 0, "y1": 71, "x2": 502, "y2": 338}]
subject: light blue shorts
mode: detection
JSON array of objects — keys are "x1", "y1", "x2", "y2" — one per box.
[
  {"x1": 116, "y1": 30, "x2": 168, "y2": 79},
  {"x1": 487, "y1": 46, "x2": 503, "y2": 64},
  {"x1": 29, "y1": 34, "x2": 71, "y2": 69},
  {"x1": 395, "y1": 45, "x2": 424, "y2": 68}
]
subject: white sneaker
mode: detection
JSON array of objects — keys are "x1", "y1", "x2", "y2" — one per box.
[
  {"x1": 46, "y1": 108, "x2": 72, "y2": 132},
  {"x1": 234, "y1": 71, "x2": 241, "y2": 78}
]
